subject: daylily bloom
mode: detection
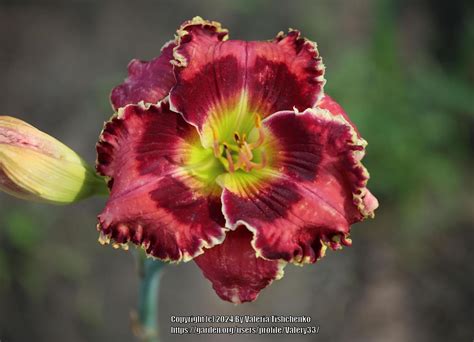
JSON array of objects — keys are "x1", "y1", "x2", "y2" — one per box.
[
  {"x1": 0, "y1": 116, "x2": 106, "y2": 204},
  {"x1": 97, "y1": 17, "x2": 378, "y2": 304}
]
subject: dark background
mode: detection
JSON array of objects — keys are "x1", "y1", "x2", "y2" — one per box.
[{"x1": 1, "y1": 0, "x2": 473, "y2": 341}]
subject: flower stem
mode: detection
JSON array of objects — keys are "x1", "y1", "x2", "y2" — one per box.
[{"x1": 133, "y1": 252, "x2": 166, "y2": 342}]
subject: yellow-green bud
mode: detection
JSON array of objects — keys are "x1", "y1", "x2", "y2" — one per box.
[{"x1": 0, "y1": 116, "x2": 107, "y2": 204}]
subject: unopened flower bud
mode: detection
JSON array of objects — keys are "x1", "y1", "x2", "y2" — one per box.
[{"x1": 0, "y1": 116, "x2": 107, "y2": 204}]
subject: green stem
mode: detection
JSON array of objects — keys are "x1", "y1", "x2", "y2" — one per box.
[{"x1": 135, "y1": 253, "x2": 166, "y2": 342}]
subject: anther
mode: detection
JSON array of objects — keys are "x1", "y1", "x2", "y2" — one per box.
[{"x1": 233, "y1": 132, "x2": 241, "y2": 144}]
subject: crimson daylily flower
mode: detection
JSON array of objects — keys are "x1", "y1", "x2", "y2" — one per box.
[{"x1": 96, "y1": 17, "x2": 378, "y2": 304}]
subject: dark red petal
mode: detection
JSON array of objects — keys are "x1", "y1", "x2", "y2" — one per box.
[
  {"x1": 170, "y1": 17, "x2": 325, "y2": 131},
  {"x1": 96, "y1": 102, "x2": 226, "y2": 262},
  {"x1": 316, "y1": 94, "x2": 379, "y2": 219},
  {"x1": 221, "y1": 108, "x2": 378, "y2": 264},
  {"x1": 317, "y1": 96, "x2": 379, "y2": 208},
  {"x1": 195, "y1": 226, "x2": 285, "y2": 304},
  {"x1": 317, "y1": 94, "x2": 360, "y2": 136},
  {"x1": 110, "y1": 41, "x2": 176, "y2": 110}
]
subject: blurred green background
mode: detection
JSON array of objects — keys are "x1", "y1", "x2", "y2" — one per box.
[{"x1": 0, "y1": 0, "x2": 473, "y2": 341}]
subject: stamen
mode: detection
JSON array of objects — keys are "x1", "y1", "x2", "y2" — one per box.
[
  {"x1": 261, "y1": 150, "x2": 267, "y2": 168},
  {"x1": 224, "y1": 144, "x2": 235, "y2": 173},
  {"x1": 242, "y1": 141, "x2": 254, "y2": 161},
  {"x1": 233, "y1": 132, "x2": 241, "y2": 144},
  {"x1": 250, "y1": 150, "x2": 267, "y2": 170},
  {"x1": 255, "y1": 114, "x2": 262, "y2": 128},
  {"x1": 249, "y1": 115, "x2": 265, "y2": 149},
  {"x1": 212, "y1": 114, "x2": 268, "y2": 173},
  {"x1": 238, "y1": 149, "x2": 252, "y2": 172},
  {"x1": 224, "y1": 143, "x2": 240, "y2": 153},
  {"x1": 212, "y1": 126, "x2": 220, "y2": 157}
]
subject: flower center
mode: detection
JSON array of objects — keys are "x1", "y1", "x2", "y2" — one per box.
[{"x1": 211, "y1": 114, "x2": 267, "y2": 173}]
